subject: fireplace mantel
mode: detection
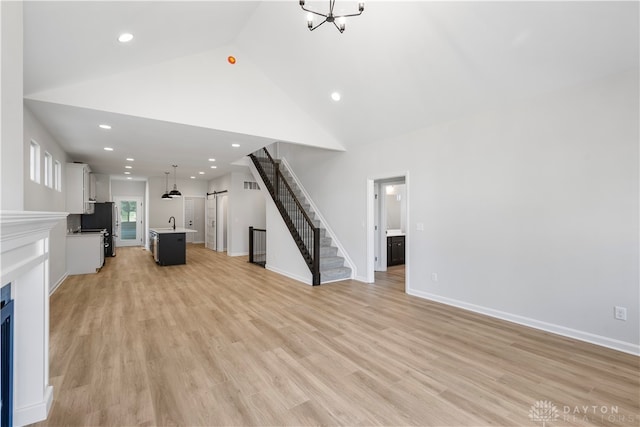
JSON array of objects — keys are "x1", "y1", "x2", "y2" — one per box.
[{"x1": 1, "y1": 210, "x2": 68, "y2": 426}]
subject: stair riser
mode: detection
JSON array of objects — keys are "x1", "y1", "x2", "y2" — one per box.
[
  {"x1": 320, "y1": 267, "x2": 352, "y2": 283},
  {"x1": 320, "y1": 257, "x2": 344, "y2": 269},
  {"x1": 320, "y1": 246, "x2": 338, "y2": 257}
]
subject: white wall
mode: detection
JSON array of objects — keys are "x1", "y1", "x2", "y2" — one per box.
[
  {"x1": 229, "y1": 171, "x2": 266, "y2": 256},
  {"x1": 23, "y1": 108, "x2": 70, "y2": 212},
  {"x1": 1, "y1": 1, "x2": 24, "y2": 211},
  {"x1": 207, "y1": 171, "x2": 266, "y2": 256},
  {"x1": 280, "y1": 70, "x2": 640, "y2": 353},
  {"x1": 26, "y1": 45, "x2": 344, "y2": 152},
  {"x1": 111, "y1": 179, "x2": 145, "y2": 198},
  {"x1": 23, "y1": 107, "x2": 71, "y2": 292},
  {"x1": 265, "y1": 200, "x2": 312, "y2": 284},
  {"x1": 148, "y1": 176, "x2": 208, "y2": 228}
]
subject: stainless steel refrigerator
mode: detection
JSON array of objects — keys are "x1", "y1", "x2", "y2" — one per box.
[{"x1": 81, "y1": 202, "x2": 117, "y2": 257}]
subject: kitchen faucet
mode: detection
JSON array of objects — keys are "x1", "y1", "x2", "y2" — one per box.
[{"x1": 168, "y1": 216, "x2": 176, "y2": 230}]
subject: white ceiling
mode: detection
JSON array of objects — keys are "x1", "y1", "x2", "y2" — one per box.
[{"x1": 23, "y1": 1, "x2": 639, "y2": 180}]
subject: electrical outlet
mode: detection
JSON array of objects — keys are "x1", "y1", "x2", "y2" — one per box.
[
  {"x1": 614, "y1": 306, "x2": 627, "y2": 321},
  {"x1": 431, "y1": 273, "x2": 438, "y2": 282}
]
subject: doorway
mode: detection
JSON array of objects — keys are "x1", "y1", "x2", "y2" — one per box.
[
  {"x1": 366, "y1": 174, "x2": 409, "y2": 290},
  {"x1": 184, "y1": 196, "x2": 205, "y2": 243},
  {"x1": 114, "y1": 196, "x2": 144, "y2": 247},
  {"x1": 206, "y1": 195, "x2": 216, "y2": 250},
  {"x1": 204, "y1": 190, "x2": 228, "y2": 252}
]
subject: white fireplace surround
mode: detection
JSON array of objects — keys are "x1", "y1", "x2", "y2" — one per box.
[{"x1": 0, "y1": 210, "x2": 68, "y2": 426}]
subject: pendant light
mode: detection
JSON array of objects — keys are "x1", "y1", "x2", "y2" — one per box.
[
  {"x1": 169, "y1": 165, "x2": 182, "y2": 198},
  {"x1": 162, "y1": 172, "x2": 172, "y2": 200}
]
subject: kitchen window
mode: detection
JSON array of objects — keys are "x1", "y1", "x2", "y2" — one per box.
[
  {"x1": 29, "y1": 140, "x2": 41, "y2": 183},
  {"x1": 54, "y1": 160, "x2": 62, "y2": 191},
  {"x1": 44, "y1": 152, "x2": 53, "y2": 188}
]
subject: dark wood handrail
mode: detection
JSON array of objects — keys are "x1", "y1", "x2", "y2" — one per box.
[{"x1": 256, "y1": 148, "x2": 317, "y2": 237}]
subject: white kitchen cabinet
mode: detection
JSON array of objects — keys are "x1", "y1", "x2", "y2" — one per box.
[
  {"x1": 66, "y1": 232, "x2": 104, "y2": 274},
  {"x1": 66, "y1": 163, "x2": 95, "y2": 214}
]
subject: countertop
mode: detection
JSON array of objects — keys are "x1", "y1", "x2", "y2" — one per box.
[
  {"x1": 150, "y1": 227, "x2": 198, "y2": 234},
  {"x1": 386, "y1": 230, "x2": 406, "y2": 237}
]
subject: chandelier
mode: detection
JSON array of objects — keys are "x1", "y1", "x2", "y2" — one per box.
[{"x1": 300, "y1": 0, "x2": 364, "y2": 33}]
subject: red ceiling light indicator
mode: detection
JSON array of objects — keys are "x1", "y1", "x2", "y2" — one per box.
[{"x1": 227, "y1": 56, "x2": 236, "y2": 65}]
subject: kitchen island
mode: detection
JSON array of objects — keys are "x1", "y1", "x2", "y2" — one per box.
[{"x1": 149, "y1": 227, "x2": 197, "y2": 266}]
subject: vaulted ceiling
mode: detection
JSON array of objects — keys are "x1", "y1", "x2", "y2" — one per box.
[{"x1": 23, "y1": 1, "x2": 639, "y2": 180}]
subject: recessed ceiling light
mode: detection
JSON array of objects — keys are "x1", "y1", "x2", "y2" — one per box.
[
  {"x1": 99, "y1": 124, "x2": 111, "y2": 130},
  {"x1": 190, "y1": 176, "x2": 196, "y2": 179},
  {"x1": 118, "y1": 33, "x2": 134, "y2": 43},
  {"x1": 208, "y1": 158, "x2": 216, "y2": 162},
  {"x1": 126, "y1": 158, "x2": 134, "y2": 161},
  {"x1": 104, "y1": 147, "x2": 114, "y2": 151},
  {"x1": 331, "y1": 92, "x2": 341, "y2": 101},
  {"x1": 198, "y1": 171, "x2": 205, "y2": 175},
  {"x1": 231, "y1": 143, "x2": 240, "y2": 148},
  {"x1": 124, "y1": 172, "x2": 131, "y2": 175},
  {"x1": 210, "y1": 166, "x2": 217, "y2": 169},
  {"x1": 125, "y1": 165, "x2": 132, "y2": 169},
  {"x1": 126, "y1": 177, "x2": 132, "y2": 180}
]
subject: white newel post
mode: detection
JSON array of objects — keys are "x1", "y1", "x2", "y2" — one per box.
[{"x1": 0, "y1": 211, "x2": 68, "y2": 426}]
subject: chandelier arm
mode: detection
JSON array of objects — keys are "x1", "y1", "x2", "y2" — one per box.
[
  {"x1": 332, "y1": 20, "x2": 344, "y2": 33},
  {"x1": 310, "y1": 19, "x2": 329, "y2": 31},
  {"x1": 334, "y1": 11, "x2": 364, "y2": 18},
  {"x1": 300, "y1": 5, "x2": 329, "y2": 18}
]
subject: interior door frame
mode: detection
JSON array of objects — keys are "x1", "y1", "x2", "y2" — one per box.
[
  {"x1": 205, "y1": 190, "x2": 229, "y2": 252},
  {"x1": 366, "y1": 172, "x2": 409, "y2": 289},
  {"x1": 216, "y1": 193, "x2": 228, "y2": 252},
  {"x1": 113, "y1": 196, "x2": 144, "y2": 247},
  {"x1": 205, "y1": 193, "x2": 216, "y2": 250},
  {"x1": 183, "y1": 195, "x2": 205, "y2": 243}
]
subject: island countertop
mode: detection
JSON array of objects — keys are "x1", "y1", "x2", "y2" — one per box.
[{"x1": 149, "y1": 227, "x2": 198, "y2": 234}]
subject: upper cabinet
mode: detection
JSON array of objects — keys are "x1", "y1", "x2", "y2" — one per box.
[{"x1": 66, "y1": 163, "x2": 95, "y2": 214}]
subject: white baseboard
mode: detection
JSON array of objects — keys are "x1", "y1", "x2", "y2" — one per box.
[
  {"x1": 266, "y1": 265, "x2": 312, "y2": 286},
  {"x1": 407, "y1": 288, "x2": 640, "y2": 356},
  {"x1": 355, "y1": 274, "x2": 370, "y2": 283},
  {"x1": 227, "y1": 251, "x2": 249, "y2": 257},
  {"x1": 14, "y1": 385, "x2": 53, "y2": 426},
  {"x1": 49, "y1": 273, "x2": 68, "y2": 295}
]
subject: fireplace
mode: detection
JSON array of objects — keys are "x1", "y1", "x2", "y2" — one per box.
[
  {"x1": 1, "y1": 283, "x2": 13, "y2": 427},
  {"x1": 0, "y1": 211, "x2": 67, "y2": 426}
]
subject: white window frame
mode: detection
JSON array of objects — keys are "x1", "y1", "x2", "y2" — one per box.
[
  {"x1": 44, "y1": 152, "x2": 53, "y2": 188},
  {"x1": 30, "y1": 140, "x2": 41, "y2": 183},
  {"x1": 54, "y1": 160, "x2": 62, "y2": 192}
]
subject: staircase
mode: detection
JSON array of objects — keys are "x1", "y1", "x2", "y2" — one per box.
[{"x1": 249, "y1": 148, "x2": 351, "y2": 285}]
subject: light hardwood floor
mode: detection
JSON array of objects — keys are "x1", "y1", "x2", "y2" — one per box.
[{"x1": 37, "y1": 245, "x2": 639, "y2": 426}]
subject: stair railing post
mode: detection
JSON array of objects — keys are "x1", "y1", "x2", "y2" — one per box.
[
  {"x1": 249, "y1": 226, "x2": 254, "y2": 264},
  {"x1": 313, "y1": 227, "x2": 320, "y2": 285}
]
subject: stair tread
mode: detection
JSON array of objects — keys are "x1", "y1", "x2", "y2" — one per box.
[{"x1": 320, "y1": 266, "x2": 352, "y2": 283}]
